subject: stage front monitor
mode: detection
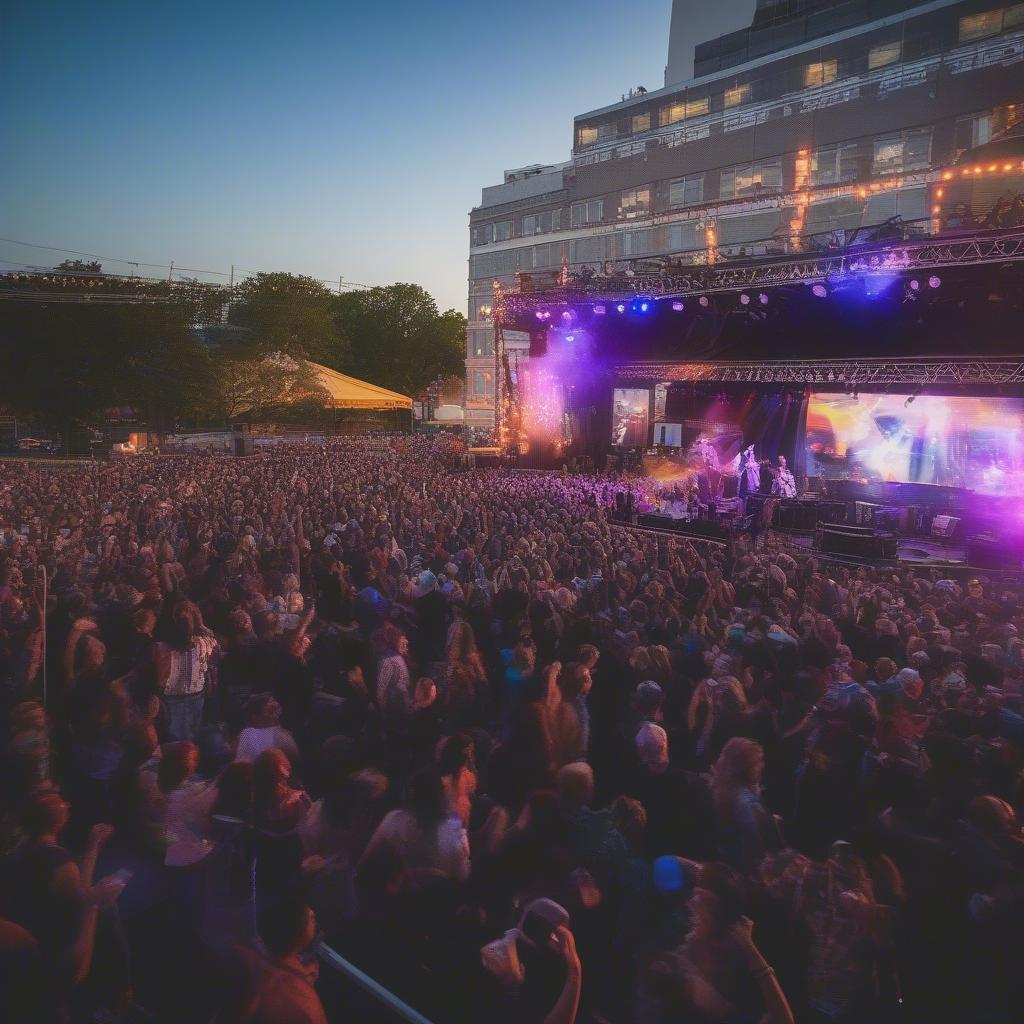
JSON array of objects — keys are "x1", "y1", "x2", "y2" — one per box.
[
  {"x1": 806, "y1": 393, "x2": 1024, "y2": 495},
  {"x1": 612, "y1": 388, "x2": 650, "y2": 447}
]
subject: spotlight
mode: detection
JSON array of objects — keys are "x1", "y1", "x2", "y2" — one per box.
[
  {"x1": 739, "y1": 293, "x2": 750, "y2": 305},
  {"x1": 615, "y1": 303, "x2": 626, "y2": 313},
  {"x1": 535, "y1": 310, "x2": 551, "y2": 321},
  {"x1": 698, "y1": 296, "x2": 710, "y2": 307},
  {"x1": 561, "y1": 310, "x2": 573, "y2": 321},
  {"x1": 593, "y1": 304, "x2": 606, "y2": 315},
  {"x1": 565, "y1": 334, "x2": 575, "y2": 343},
  {"x1": 758, "y1": 293, "x2": 768, "y2": 305},
  {"x1": 909, "y1": 279, "x2": 920, "y2": 291},
  {"x1": 811, "y1": 283, "x2": 828, "y2": 298},
  {"x1": 671, "y1": 301, "x2": 685, "y2": 312},
  {"x1": 928, "y1": 275, "x2": 941, "y2": 289},
  {"x1": 639, "y1": 301, "x2": 650, "y2": 312}
]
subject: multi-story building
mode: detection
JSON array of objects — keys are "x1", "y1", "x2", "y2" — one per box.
[{"x1": 465, "y1": 0, "x2": 1024, "y2": 427}]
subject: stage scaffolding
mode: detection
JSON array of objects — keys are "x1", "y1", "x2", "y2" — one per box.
[{"x1": 614, "y1": 357, "x2": 1024, "y2": 388}]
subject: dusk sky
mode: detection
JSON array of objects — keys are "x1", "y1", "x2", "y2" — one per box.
[{"x1": 1, "y1": 1, "x2": 754, "y2": 314}]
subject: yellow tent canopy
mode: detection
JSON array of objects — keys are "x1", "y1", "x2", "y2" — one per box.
[{"x1": 307, "y1": 362, "x2": 413, "y2": 411}]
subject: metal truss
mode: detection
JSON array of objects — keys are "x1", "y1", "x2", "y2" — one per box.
[
  {"x1": 615, "y1": 358, "x2": 1024, "y2": 387},
  {"x1": 499, "y1": 228, "x2": 1024, "y2": 314}
]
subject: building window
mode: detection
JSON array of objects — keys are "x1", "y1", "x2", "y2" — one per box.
[
  {"x1": 869, "y1": 40, "x2": 901, "y2": 69},
  {"x1": 810, "y1": 143, "x2": 859, "y2": 185},
  {"x1": 618, "y1": 188, "x2": 650, "y2": 220},
  {"x1": 521, "y1": 210, "x2": 561, "y2": 235},
  {"x1": 958, "y1": 10, "x2": 1003, "y2": 42},
  {"x1": 872, "y1": 128, "x2": 931, "y2": 174},
  {"x1": 596, "y1": 123, "x2": 617, "y2": 143},
  {"x1": 723, "y1": 83, "x2": 750, "y2": 108},
  {"x1": 577, "y1": 125, "x2": 598, "y2": 147},
  {"x1": 954, "y1": 111, "x2": 993, "y2": 155},
  {"x1": 472, "y1": 372, "x2": 494, "y2": 398},
  {"x1": 471, "y1": 330, "x2": 493, "y2": 357},
  {"x1": 720, "y1": 158, "x2": 783, "y2": 199},
  {"x1": 804, "y1": 60, "x2": 838, "y2": 86},
  {"x1": 631, "y1": 112, "x2": 650, "y2": 133},
  {"x1": 493, "y1": 220, "x2": 512, "y2": 242},
  {"x1": 669, "y1": 175, "x2": 705, "y2": 206},
  {"x1": 620, "y1": 229, "x2": 654, "y2": 257},
  {"x1": 1006, "y1": 3, "x2": 1024, "y2": 28},
  {"x1": 659, "y1": 96, "x2": 708, "y2": 126},
  {"x1": 471, "y1": 223, "x2": 494, "y2": 246},
  {"x1": 570, "y1": 198, "x2": 604, "y2": 227}
]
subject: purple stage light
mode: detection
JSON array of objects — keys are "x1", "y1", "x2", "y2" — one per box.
[
  {"x1": 811, "y1": 283, "x2": 828, "y2": 298},
  {"x1": 615, "y1": 303, "x2": 626, "y2": 313},
  {"x1": 739, "y1": 293, "x2": 750, "y2": 305},
  {"x1": 698, "y1": 296, "x2": 709, "y2": 307},
  {"x1": 594, "y1": 304, "x2": 606, "y2": 315},
  {"x1": 758, "y1": 293, "x2": 769, "y2": 305},
  {"x1": 671, "y1": 301, "x2": 684, "y2": 312},
  {"x1": 561, "y1": 310, "x2": 573, "y2": 321},
  {"x1": 928, "y1": 275, "x2": 941, "y2": 289},
  {"x1": 909, "y1": 279, "x2": 920, "y2": 291},
  {"x1": 565, "y1": 334, "x2": 575, "y2": 343}
]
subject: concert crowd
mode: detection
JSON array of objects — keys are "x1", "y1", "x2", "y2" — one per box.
[{"x1": 1, "y1": 435, "x2": 1023, "y2": 1023}]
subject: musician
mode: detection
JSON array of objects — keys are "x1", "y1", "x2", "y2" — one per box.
[
  {"x1": 771, "y1": 455, "x2": 797, "y2": 498},
  {"x1": 740, "y1": 445, "x2": 761, "y2": 498}
]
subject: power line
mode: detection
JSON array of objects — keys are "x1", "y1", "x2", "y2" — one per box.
[{"x1": 0, "y1": 236, "x2": 377, "y2": 290}]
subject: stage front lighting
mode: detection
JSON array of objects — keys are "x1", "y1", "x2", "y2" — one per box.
[
  {"x1": 615, "y1": 303, "x2": 626, "y2": 313},
  {"x1": 561, "y1": 310, "x2": 573, "y2": 321},
  {"x1": 565, "y1": 334, "x2": 575, "y2": 343},
  {"x1": 698, "y1": 296, "x2": 709, "y2": 307},
  {"x1": 909, "y1": 279, "x2": 920, "y2": 291},
  {"x1": 739, "y1": 293, "x2": 750, "y2": 305},
  {"x1": 758, "y1": 293, "x2": 768, "y2": 305},
  {"x1": 593, "y1": 304, "x2": 606, "y2": 315},
  {"x1": 639, "y1": 301, "x2": 649, "y2": 312},
  {"x1": 671, "y1": 301, "x2": 684, "y2": 312},
  {"x1": 535, "y1": 310, "x2": 551, "y2": 321},
  {"x1": 928, "y1": 275, "x2": 941, "y2": 289},
  {"x1": 811, "y1": 283, "x2": 828, "y2": 298}
]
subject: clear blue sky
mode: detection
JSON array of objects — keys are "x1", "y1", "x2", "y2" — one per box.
[{"x1": 0, "y1": 0, "x2": 753, "y2": 314}]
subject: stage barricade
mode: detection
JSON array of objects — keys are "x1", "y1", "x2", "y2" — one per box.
[{"x1": 816, "y1": 523, "x2": 898, "y2": 561}]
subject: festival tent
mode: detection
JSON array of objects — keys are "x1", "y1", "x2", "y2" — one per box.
[{"x1": 307, "y1": 362, "x2": 413, "y2": 411}]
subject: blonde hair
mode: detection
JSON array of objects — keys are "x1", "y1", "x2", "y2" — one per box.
[{"x1": 710, "y1": 737, "x2": 764, "y2": 818}]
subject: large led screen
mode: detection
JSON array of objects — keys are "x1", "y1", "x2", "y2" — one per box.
[
  {"x1": 611, "y1": 389, "x2": 650, "y2": 447},
  {"x1": 806, "y1": 393, "x2": 1024, "y2": 495}
]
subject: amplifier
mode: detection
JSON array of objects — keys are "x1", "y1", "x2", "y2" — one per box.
[{"x1": 931, "y1": 515, "x2": 960, "y2": 540}]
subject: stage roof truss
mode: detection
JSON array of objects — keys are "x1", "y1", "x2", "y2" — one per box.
[{"x1": 615, "y1": 358, "x2": 1024, "y2": 387}]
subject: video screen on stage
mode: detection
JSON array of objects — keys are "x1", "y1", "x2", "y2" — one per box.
[
  {"x1": 806, "y1": 393, "x2": 1024, "y2": 495},
  {"x1": 612, "y1": 389, "x2": 650, "y2": 447},
  {"x1": 654, "y1": 422, "x2": 683, "y2": 447}
]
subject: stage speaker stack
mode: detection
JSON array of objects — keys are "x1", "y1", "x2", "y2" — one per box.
[
  {"x1": 855, "y1": 501, "x2": 881, "y2": 525},
  {"x1": 817, "y1": 523, "x2": 898, "y2": 561}
]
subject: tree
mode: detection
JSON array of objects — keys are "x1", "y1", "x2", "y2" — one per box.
[
  {"x1": 229, "y1": 272, "x2": 340, "y2": 363},
  {"x1": 55, "y1": 259, "x2": 103, "y2": 274},
  {"x1": 331, "y1": 284, "x2": 465, "y2": 397},
  {"x1": 209, "y1": 351, "x2": 329, "y2": 424}
]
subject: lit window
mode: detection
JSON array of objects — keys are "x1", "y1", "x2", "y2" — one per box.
[
  {"x1": 958, "y1": 10, "x2": 1003, "y2": 42},
  {"x1": 669, "y1": 175, "x2": 705, "y2": 206},
  {"x1": 631, "y1": 112, "x2": 651, "y2": 133},
  {"x1": 724, "y1": 83, "x2": 750, "y2": 108},
  {"x1": 577, "y1": 125, "x2": 597, "y2": 147},
  {"x1": 804, "y1": 60, "x2": 838, "y2": 86},
  {"x1": 686, "y1": 97, "x2": 709, "y2": 117},
  {"x1": 660, "y1": 101, "x2": 686, "y2": 126},
  {"x1": 720, "y1": 159, "x2": 782, "y2": 198},
  {"x1": 618, "y1": 188, "x2": 650, "y2": 220},
  {"x1": 954, "y1": 112, "x2": 992, "y2": 155},
  {"x1": 869, "y1": 40, "x2": 901, "y2": 69}
]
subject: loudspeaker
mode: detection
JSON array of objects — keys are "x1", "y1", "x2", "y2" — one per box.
[
  {"x1": 817, "y1": 524, "x2": 898, "y2": 560},
  {"x1": 931, "y1": 515, "x2": 960, "y2": 540},
  {"x1": 233, "y1": 434, "x2": 254, "y2": 457},
  {"x1": 967, "y1": 534, "x2": 1023, "y2": 570}
]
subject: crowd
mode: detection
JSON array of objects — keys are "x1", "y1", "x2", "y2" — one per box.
[{"x1": 1, "y1": 435, "x2": 1023, "y2": 1023}]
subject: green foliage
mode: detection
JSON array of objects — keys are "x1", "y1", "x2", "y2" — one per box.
[
  {"x1": 331, "y1": 283, "x2": 466, "y2": 397},
  {"x1": 55, "y1": 259, "x2": 103, "y2": 274},
  {"x1": 208, "y1": 351, "x2": 329, "y2": 423},
  {"x1": 229, "y1": 272, "x2": 340, "y2": 363}
]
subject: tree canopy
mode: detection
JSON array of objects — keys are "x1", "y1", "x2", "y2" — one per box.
[{"x1": 0, "y1": 270, "x2": 465, "y2": 439}]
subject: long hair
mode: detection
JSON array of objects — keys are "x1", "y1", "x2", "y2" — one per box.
[
  {"x1": 446, "y1": 621, "x2": 478, "y2": 664},
  {"x1": 710, "y1": 737, "x2": 764, "y2": 819}
]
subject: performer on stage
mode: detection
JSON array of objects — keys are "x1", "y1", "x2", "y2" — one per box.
[
  {"x1": 771, "y1": 455, "x2": 797, "y2": 498},
  {"x1": 741, "y1": 445, "x2": 761, "y2": 498}
]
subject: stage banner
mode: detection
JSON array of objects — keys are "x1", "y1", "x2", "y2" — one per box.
[{"x1": 654, "y1": 383, "x2": 668, "y2": 422}]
